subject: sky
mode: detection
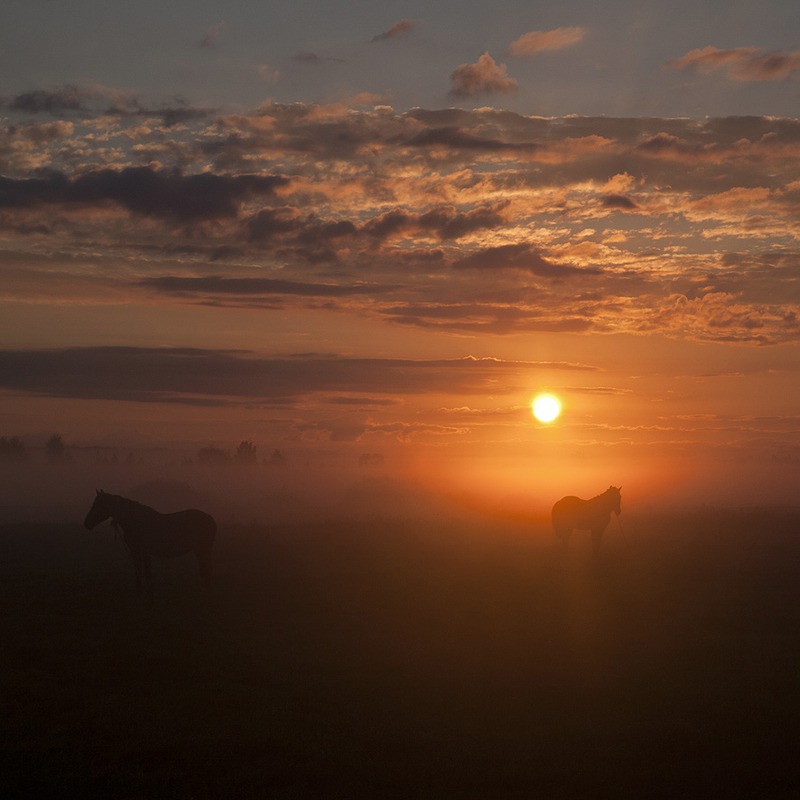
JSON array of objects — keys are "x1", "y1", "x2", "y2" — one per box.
[{"x1": 1, "y1": 0, "x2": 799, "y2": 510}]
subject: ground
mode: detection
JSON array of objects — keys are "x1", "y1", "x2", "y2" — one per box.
[{"x1": 2, "y1": 508, "x2": 800, "y2": 798}]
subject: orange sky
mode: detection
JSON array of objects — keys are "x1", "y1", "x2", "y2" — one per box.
[{"x1": 2, "y1": 8, "x2": 800, "y2": 511}]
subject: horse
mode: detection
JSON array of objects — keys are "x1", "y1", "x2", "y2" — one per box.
[
  {"x1": 84, "y1": 490, "x2": 216, "y2": 598},
  {"x1": 551, "y1": 485, "x2": 621, "y2": 553}
]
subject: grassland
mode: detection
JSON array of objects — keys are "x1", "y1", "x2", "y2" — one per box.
[{"x1": 3, "y1": 508, "x2": 800, "y2": 798}]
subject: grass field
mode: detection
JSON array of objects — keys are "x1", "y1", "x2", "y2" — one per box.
[{"x1": 3, "y1": 508, "x2": 800, "y2": 798}]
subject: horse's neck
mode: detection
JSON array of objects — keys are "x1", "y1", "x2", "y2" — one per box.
[{"x1": 589, "y1": 492, "x2": 613, "y2": 512}]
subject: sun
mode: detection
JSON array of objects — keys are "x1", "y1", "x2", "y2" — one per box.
[{"x1": 532, "y1": 393, "x2": 561, "y2": 423}]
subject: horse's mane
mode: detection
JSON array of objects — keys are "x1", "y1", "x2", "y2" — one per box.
[
  {"x1": 105, "y1": 493, "x2": 159, "y2": 518},
  {"x1": 588, "y1": 486, "x2": 620, "y2": 504}
]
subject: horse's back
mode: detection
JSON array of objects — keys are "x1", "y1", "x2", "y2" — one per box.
[
  {"x1": 147, "y1": 508, "x2": 216, "y2": 556},
  {"x1": 552, "y1": 496, "x2": 581, "y2": 523},
  {"x1": 552, "y1": 495, "x2": 608, "y2": 532}
]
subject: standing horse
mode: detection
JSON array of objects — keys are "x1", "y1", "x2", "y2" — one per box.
[
  {"x1": 551, "y1": 485, "x2": 621, "y2": 553},
  {"x1": 84, "y1": 490, "x2": 216, "y2": 598}
]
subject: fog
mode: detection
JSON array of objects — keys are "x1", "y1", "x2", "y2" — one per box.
[{"x1": 1, "y1": 439, "x2": 797, "y2": 529}]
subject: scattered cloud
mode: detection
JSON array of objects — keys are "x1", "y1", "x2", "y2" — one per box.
[
  {"x1": 668, "y1": 46, "x2": 800, "y2": 81},
  {"x1": 507, "y1": 27, "x2": 586, "y2": 57},
  {"x1": 200, "y1": 21, "x2": 225, "y2": 48},
  {"x1": 7, "y1": 85, "x2": 87, "y2": 114},
  {"x1": 258, "y1": 64, "x2": 281, "y2": 84},
  {"x1": 452, "y1": 243, "x2": 586, "y2": 276},
  {"x1": 371, "y1": 19, "x2": 420, "y2": 43},
  {"x1": 290, "y1": 52, "x2": 347, "y2": 66},
  {"x1": 1, "y1": 95, "x2": 799, "y2": 345},
  {"x1": 0, "y1": 167, "x2": 288, "y2": 223},
  {"x1": 139, "y1": 275, "x2": 395, "y2": 300},
  {"x1": 600, "y1": 194, "x2": 639, "y2": 210},
  {"x1": 449, "y1": 53, "x2": 518, "y2": 98}
]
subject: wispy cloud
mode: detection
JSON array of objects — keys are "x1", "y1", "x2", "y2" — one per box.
[
  {"x1": 0, "y1": 348, "x2": 593, "y2": 406},
  {"x1": 199, "y1": 21, "x2": 225, "y2": 48},
  {"x1": 371, "y1": 19, "x2": 420, "y2": 43},
  {"x1": 668, "y1": 46, "x2": 800, "y2": 81},
  {"x1": 449, "y1": 52, "x2": 518, "y2": 97},
  {"x1": 507, "y1": 27, "x2": 586, "y2": 57}
]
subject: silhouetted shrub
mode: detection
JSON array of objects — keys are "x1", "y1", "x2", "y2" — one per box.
[
  {"x1": 268, "y1": 448, "x2": 287, "y2": 467},
  {"x1": 197, "y1": 445, "x2": 231, "y2": 465},
  {"x1": 0, "y1": 436, "x2": 27, "y2": 462},
  {"x1": 45, "y1": 433, "x2": 66, "y2": 462},
  {"x1": 235, "y1": 440, "x2": 258, "y2": 464}
]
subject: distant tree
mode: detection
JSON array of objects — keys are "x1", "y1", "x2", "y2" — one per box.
[
  {"x1": 235, "y1": 440, "x2": 258, "y2": 465},
  {"x1": 197, "y1": 445, "x2": 231, "y2": 466},
  {"x1": 268, "y1": 448, "x2": 287, "y2": 467},
  {"x1": 46, "y1": 433, "x2": 66, "y2": 462},
  {"x1": 0, "y1": 436, "x2": 27, "y2": 463}
]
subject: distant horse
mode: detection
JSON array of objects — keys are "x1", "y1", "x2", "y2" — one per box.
[
  {"x1": 84, "y1": 490, "x2": 216, "y2": 598},
  {"x1": 551, "y1": 486, "x2": 621, "y2": 553}
]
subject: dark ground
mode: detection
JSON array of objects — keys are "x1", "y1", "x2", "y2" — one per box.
[{"x1": 2, "y1": 508, "x2": 800, "y2": 798}]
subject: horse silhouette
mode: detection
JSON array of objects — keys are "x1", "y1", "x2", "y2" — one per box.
[
  {"x1": 551, "y1": 485, "x2": 621, "y2": 553},
  {"x1": 84, "y1": 490, "x2": 216, "y2": 597}
]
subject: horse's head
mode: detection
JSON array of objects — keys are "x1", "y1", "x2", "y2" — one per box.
[
  {"x1": 84, "y1": 489, "x2": 115, "y2": 529},
  {"x1": 607, "y1": 485, "x2": 622, "y2": 515}
]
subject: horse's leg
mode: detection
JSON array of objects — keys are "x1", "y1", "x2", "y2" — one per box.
[
  {"x1": 195, "y1": 546, "x2": 213, "y2": 590},
  {"x1": 591, "y1": 526, "x2": 604, "y2": 555},
  {"x1": 128, "y1": 549, "x2": 142, "y2": 598},
  {"x1": 554, "y1": 525, "x2": 571, "y2": 549},
  {"x1": 142, "y1": 553, "x2": 153, "y2": 599}
]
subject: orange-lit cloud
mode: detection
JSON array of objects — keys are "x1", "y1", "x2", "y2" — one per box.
[
  {"x1": 668, "y1": 46, "x2": 800, "y2": 81},
  {"x1": 371, "y1": 19, "x2": 420, "y2": 43},
  {"x1": 449, "y1": 53, "x2": 518, "y2": 97},
  {"x1": 199, "y1": 21, "x2": 225, "y2": 48},
  {"x1": 2, "y1": 95, "x2": 799, "y2": 348},
  {"x1": 507, "y1": 27, "x2": 586, "y2": 57}
]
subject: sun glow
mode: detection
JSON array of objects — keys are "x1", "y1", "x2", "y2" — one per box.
[{"x1": 532, "y1": 394, "x2": 561, "y2": 423}]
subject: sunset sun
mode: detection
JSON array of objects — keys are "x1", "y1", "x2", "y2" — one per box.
[{"x1": 532, "y1": 394, "x2": 561, "y2": 424}]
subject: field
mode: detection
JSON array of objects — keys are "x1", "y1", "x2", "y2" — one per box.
[{"x1": 3, "y1": 507, "x2": 800, "y2": 798}]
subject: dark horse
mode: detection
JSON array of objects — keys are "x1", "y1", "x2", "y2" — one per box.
[
  {"x1": 551, "y1": 485, "x2": 621, "y2": 553},
  {"x1": 84, "y1": 490, "x2": 216, "y2": 597}
]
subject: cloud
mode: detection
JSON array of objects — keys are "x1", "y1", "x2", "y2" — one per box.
[
  {"x1": 200, "y1": 21, "x2": 225, "y2": 48},
  {"x1": 0, "y1": 167, "x2": 288, "y2": 223},
  {"x1": 507, "y1": 27, "x2": 586, "y2": 57},
  {"x1": 371, "y1": 19, "x2": 420, "y2": 43},
  {"x1": 2, "y1": 98, "x2": 799, "y2": 346},
  {"x1": 600, "y1": 194, "x2": 639, "y2": 210},
  {"x1": 291, "y1": 52, "x2": 347, "y2": 66},
  {"x1": 668, "y1": 46, "x2": 800, "y2": 81},
  {"x1": 139, "y1": 275, "x2": 395, "y2": 300},
  {"x1": 6, "y1": 85, "x2": 88, "y2": 114},
  {"x1": 1, "y1": 83, "x2": 215, "y2": 129},
  {"x1": 453, "y1": 243, "x2": 587, "y2": 276},
  {"x1": 257, "y1": 63, "x2": 280, "y2": 84},
  {"x1": 242, "y1": 203, "x2": 507, "y2": 259},
  {"x1": 0, "y1": 347, "x2": 593, "y2": 406},
  {"x1": 449, "y1": 53, "x2": 518, "y2": 98}
]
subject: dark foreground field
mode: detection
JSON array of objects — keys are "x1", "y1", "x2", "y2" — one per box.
[{"x1": 3, "y1": 508, "x2": 800, "y2": 798}]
